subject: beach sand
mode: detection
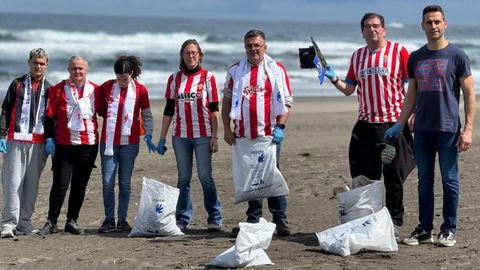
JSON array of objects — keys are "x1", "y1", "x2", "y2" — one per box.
[{"x1": 1, "y1": 96, "x2": 479, "y2": 269}]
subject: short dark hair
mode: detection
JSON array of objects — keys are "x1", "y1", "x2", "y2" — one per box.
[
  {"x1": 244, "y1": 29, "x2": 265, "y2": 42},
  {"x1": 114, "y1": 55, "x2": 142, "y2": 80},
  {"x1": 422, "y1": 5, "x2": 445, "y2": 22},
  {"x1": 360, "y1": 13, "x2": 385, "y2": 31},
  {"x1": 179, "y1": 39, "x2": 204, "y2": 72}
]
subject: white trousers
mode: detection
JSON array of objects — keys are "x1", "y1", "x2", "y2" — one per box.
[{"x1": 1, "y1": 140, "x2": 47, "y2": 232}]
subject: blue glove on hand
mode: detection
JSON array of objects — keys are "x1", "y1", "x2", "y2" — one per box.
[
  {"x1": 144, "y1": 135, "x2": 157, "y2": 153},
  {"x1": 325, "y1": 64, "x2": 336, "y2": 82},
  {"x1": 156, "y1": 138, "x2": 168, "y2": 155},
  {"x1": 384, "y1": 123, "x2": 404, "y2": 139},
  {"x1": 0, "y1": 139, "x2": 7, "y2": 153},
  {"x1": 45, "y1": 138, "x2": 55, "y2": 157},
  {"x1": 272, "y1": 126, "x2": 284, "y2": 144}
]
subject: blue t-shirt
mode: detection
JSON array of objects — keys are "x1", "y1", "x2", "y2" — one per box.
[{"x1": 407, "y1": 43, "x2": 471, "y2": 133}]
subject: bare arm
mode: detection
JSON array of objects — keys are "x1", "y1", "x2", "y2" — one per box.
[
  {"x1": 329, "y1": 77, "x2": 356, "y2": 96},
  {"x1": 159, "y1": 115, "x2": 172, "y2": 139},
  {"x1": 210, "y1": 111, "x2": 219, "y2": 153},
  {"x1": 458, "y1": 75, "x2": 476, "y2": 152},
  {"x1": 221, "y1": 96, "x2": 235, "y2": 145},
  {"x1": 396, "y1": 78, "x2": 418, "y2": 127}
]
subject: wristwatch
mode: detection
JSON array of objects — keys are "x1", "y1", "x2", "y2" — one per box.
[{"x1": 331, "y1": 76, "x2": 339, "y2": 85}]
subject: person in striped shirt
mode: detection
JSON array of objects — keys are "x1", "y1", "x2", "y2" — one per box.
[
  {"x1": 156, "y1": 39, "x2": 223, "y2": 232},
  {"x1": 38, "y1": 56, "x2": 100, "y2": 236},
  {"x1": 323, "y1": 13, "x2": 415, "y2": 241},
  {"x1": 222, "y1": 29, "x2": 293, "y2": 236}
]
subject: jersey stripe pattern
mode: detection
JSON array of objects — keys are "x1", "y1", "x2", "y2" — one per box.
[
  {"x1": 346, "y1": 41, "x2": 409, "y2": 123},
  {"x1": 46, "y1": 80, "x2": 99, "y2": 145},
  {"x1": 225, "y1": 61, "x2": 292, "y2": 139},
  {"x1": 165, "y1": 69, "x2": 218, "y2": 138}
]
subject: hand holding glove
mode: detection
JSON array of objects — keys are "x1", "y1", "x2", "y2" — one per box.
[
  {"x1": 45, "y1": 138, "x2": 55, "y2": 157},
  {"x1": 144, "y1": 135, "x2": 157, "y2": 153},
  {"x1": 0, "y1": 139, "x2": 7, "y2": 153},
  {"x1": 156, "y1": 138, "x2": 168, "y2": 155},
  {"x1": 384, "y1": 123, "x2": 404, "y2": 139},
  {"x1": 272, "y1": 125, "x2": 285, "y2": 144}
]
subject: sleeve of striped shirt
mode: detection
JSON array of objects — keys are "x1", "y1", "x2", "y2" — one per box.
[
  {"x1": 399, "y1": 46, "x2": 410, "y2": 83},
  {"x1": 165, "y1": 74, "x2": 175, "y2": 99},
  {"x1": 206, "y1": 72, "x2": 219, "y2": 103}
]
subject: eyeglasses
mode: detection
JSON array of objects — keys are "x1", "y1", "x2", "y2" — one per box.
[
  {"x1": 363, "y1": 24, "x2": 383, "y2": 30},
  {"x1": 183, "y1": 51, "x2": 199, "y2": 57}
]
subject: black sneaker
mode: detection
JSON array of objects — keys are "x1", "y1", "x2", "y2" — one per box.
[
  {"x1": 64, "y1": 219, "x2": 81, "y2": 235},
  {"x1": 273, "y1": 221, "x2": 291, "y2": 236},
  {"x1": 38, "y1": 220, "x2": 58, "y2": 236},
  {"x1": 117, "y1": 221, "x2": 132, "y2": 233},
  {"x1": 98, "y1": 218, "x2": 116, "y2": 233},
  {"x1": 403, "y1": 227, "x2": 434, "y2": 245}
]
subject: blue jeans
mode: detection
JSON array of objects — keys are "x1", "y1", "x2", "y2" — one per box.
[
  {"x1": 247, "y1": 141, "x2": 287, "y2": 223},
  {"x1": 173, "y1": 136, "x2": 222, "y2": 226},
  {"x1": 100, "y1": 144, "x2": 139, "y2": 222},
  {"x1": 413, "y1": 132, "x2": 459, "y2": 233}
]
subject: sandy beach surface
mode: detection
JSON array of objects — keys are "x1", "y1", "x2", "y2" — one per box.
[{"x1": 1, "y1": 96, "x2": 479, "y2": 269}]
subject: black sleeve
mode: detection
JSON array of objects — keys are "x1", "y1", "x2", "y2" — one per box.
[
  {"x1": 163, "y1": 98, "x2": 175, "y2": 117},
  {"x1": 208, "y1": 101, "x2": 219, "y2": 112},
  {"x1": 44, "y1": 116, "x2": 55, "y2": 139},
  {"x1": 0, "y1": 80, "x2": 19, "y2": 138}
]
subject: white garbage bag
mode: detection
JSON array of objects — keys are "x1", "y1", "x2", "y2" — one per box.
[
  {"x1": 337, "y1": 180, "x2": 384, "y2": 223},
  {"x1": 207, "y1": 218, "x2": 276, "y2": 268},
  {"x1": 232, "y1": 137, "x2": 289, "y2": 203},
  {"x1": 316, "y1": 207, "x2": 398, "y2": 256},
  {"x1": 129, "y1": 177, "x2": 184, "y2": 237}
]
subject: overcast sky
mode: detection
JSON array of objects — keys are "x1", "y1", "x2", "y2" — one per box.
[{"x1": 1, "y1": 0, "x2": 479, "y2": 25}]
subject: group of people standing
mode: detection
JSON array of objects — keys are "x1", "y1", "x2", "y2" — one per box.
[
  {"x1": 324, "y1": 5, "x2": 475, "y2": 248},
  {"x1": 0, "y1": 4, "x2": 475, "y2": 250},
  {"x1": 0, "y1": 28, "x2": 293, "y2": 238}
]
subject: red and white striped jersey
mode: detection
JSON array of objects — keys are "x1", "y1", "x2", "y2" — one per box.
[
  {"x1": 46, "y1": 80, "x2": 99, "y2": 145},
  {"x1": 345, "y1": 40, "x2": 409, "y2": 123},
  {"x1": 224, "y1": 60, "x2": 292, "y2": 139},
  {"x1": 165, "y1": 69, "x2": 219, "y2": 138},
  {"x1": 98, "y1": 79, "x2": 151, "y2": 145}
]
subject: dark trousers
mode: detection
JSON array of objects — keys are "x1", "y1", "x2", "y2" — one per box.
[
  {"x1": 349, "y1": 120, "x2": 415, "y2": 226},
  {"x1": 48, "y1": 144, "x2": 98, "y2": 224}
]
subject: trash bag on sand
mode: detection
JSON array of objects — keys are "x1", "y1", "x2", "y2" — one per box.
[
  {"x1": 316, "y1": 207, "x2": 398, "y2": 256},
  {"x1": 337, "y1": 179, "x2": 384, "y2": 223},
  {"x1": 207, "y1": 218, "x2": 276, "y2": 268},
  {"x1": 129, "y1": 177, "x2": 183, "y2": 237}
]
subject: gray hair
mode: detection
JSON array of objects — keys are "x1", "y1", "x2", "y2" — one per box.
[
  {"x1": 68, "y1": 56, "x2": 88, "y2": 67},
  {"x1": 244, "y1": 29, "x2": 266, "y2": 42},
  {"x1": 29, "y1": 48, "x2": 48, "y2": 61}
]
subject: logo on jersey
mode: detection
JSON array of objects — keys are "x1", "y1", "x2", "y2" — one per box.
[
  {"x1": 242, "y1": 85, "x2": 265, "y2": 97},
  {"x1": 359, "y1": 67, "x2": 390, "y2": 79},
  {"x1": 176, "y1": 92, "x2": 203, "y2": 103}
]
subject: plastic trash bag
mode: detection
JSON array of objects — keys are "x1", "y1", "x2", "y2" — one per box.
[
  {"x1": 337, "y1": 180, "x2": 384, "y2": 223},
  {"x1": 232, "y1": 137, "x2": 289, "y2": 203},
  {"x1": 207, "y1": 218, "x2": 275, "y2": 268},
  {"x1": 316, "y1": 207, "x2": 398, "y2": 256},
  {"x1": 129, "y1": 177, "x2": 183, "y2": 237}
]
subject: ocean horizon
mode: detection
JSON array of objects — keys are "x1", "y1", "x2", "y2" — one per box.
[{"x1": 1, "y1": 12, "x2": 479, "y2": 99}]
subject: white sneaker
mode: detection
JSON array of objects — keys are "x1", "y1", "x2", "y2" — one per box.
[
  {"x1": 381, "y1": 143, "x2": 396, "y2": 164},
  {"x1": 403, "y1": 227, "x2": 434, "y2": 245},
  {"x1": 437, "y1": 231, "x2": 456, "y2": 247},
  {"x1": 15, "y1": 229, "x2": 39, "y2": 236},
  {"x1": 0, "y1": 228, "x2": 14, "y2": 238}
]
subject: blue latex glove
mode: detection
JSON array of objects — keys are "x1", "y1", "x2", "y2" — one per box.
[
  {"x1": 384, "y1": 123, "x2": 404, "y2": 139},
  {"x1": 313, "y1": 56, "x2": 325, "y2": 85},
  {"x1": 156, "y1": 138, "x2": 168, "y2": 155},
  {"x1": 45, "y1": 138, "x2": 55, "y2": 157},
  {"x1": 272, "y1": 126, "x2": 284, "y2": 144},
  {"x1": 325, "y1": 64, "x2": 336, "y2": 82},
  {"x1": 0, "y1": 139, "x2": 7, "y2": 153},
  {"x1": 144, "y1": 135, "x2": 157, "y2": 153}
]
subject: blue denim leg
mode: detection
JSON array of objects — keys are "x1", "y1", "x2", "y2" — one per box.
[
  {"x1": 100, "y1": 144, "x2": 139, "y2": 221},
  {"x1": 413, "y1": 132, "x2": 437, "y2": 232},
  {"x1": 100, "y1": 144, "x2": 118, "y2": 220},
  {"x1": 437, "y1": 132, "x2": 459, "y2": 233},
  {"x1": 193, "y1": 137, "x2": 223, "y2": 226},
  {"x1": 173, "y1": 136, "x2": 194, "y2": 226}
]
